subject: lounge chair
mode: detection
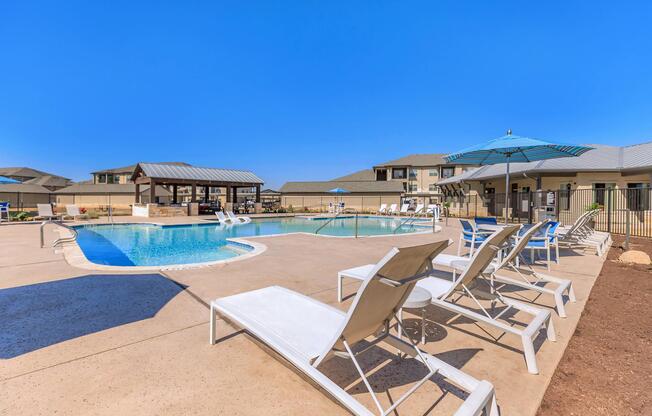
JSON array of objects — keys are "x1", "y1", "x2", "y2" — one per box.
[
  {"x1": 377, "y1": 203, "x2": 387, "y2": 215},
  {"x1": 558, "y1": 210, "x2": 611, "y2": 255},
  {"x1": 433, "y1": 221, "x2": 576, "y2": 318},
  {"x1": 215, "y1": 211, "x2": 234, "y2": 225},
  {"x1": 414, "y1": 203, "x2": 425, "y2": 216},
  {"x1": 65, "y1": 205, "x2": 88, "y2": 221},
  {"x1": 227, "y1": 210, "x2": 251, "y2": 224},
  {"x1": 399, "y1": 203, "x2": 410, "y2": 216},
  {"x1": 387, "y1": 203, "x2": 398, "y2": 215},
  {"x1": 417, "y1": 225, "x2": 556, "y2": 374},
  {"x1": 210, "y1": 240, "x2": 499, "y2": 416},
  {"x1": 37, "y1": 204, "x2": 63, "y2": 221}
]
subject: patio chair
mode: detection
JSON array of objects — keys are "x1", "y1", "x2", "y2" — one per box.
[
  {"x1": 417, "y1": 225, "x2": 556, "y2": 374},
  {"x1": 65, "y1": 205, "x2": 89, "y2": 221},
  {"x1": 399, "y1": 202, "x2": 410, "y2": 216},
  {"x1": 37, "y1": 204, "x2": 63, "y2": 221},
  {"x1": 524, "y1": 221, "x2": 560, "y2": 271},
  {"x1": 413, "y1": 203, "x2": 425, "y2": 216},
  {"x1": 387, "y1": 203, "x2": 398, "y2": 215},
  {"x1": 433, "y1": 221, "x2": 576, "y2": 318},
  {"x1": 210, "y1": 240, "x2": 499, "y2": 416},
  {"x1": 458, "y1": 219, "x2": 493, "y2": 256},
  {"x1": 474, "y1": 217, "x2": 497, "y2": 226},
  {"x1": 0, "y1": 202, "x2": 9, "y2": 223},
  {"x1": 427, "y1": 204, "x2": 441, "y2": 222},
  {"x1": 227, "y1": 210, "x2": 251, "y2": 224},
  {"x1": 377, "y1": 203, "x2": 387, "y2": 215}
]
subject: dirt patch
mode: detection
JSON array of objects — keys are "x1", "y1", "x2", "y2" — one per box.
[{"x1": 537, "y1": 236, "x2": 652, "y2": 415}]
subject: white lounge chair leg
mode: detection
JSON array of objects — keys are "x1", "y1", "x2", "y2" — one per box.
[
  {"x1": 568, "y1": 283, "x2": 576, "y2": 303},
  {"x1": 555, "y1": 244, "x2": 560, "y2": 264},
  {"x1": 546, "y1": 315, "x2": 556, "y2": 342},
  {"x1": 209, "y1": 304, "x2": 217, "y2": 344},
  {"x1": 337, "y1": 274, "x2": 343, "y2": 302},
  {"x1": 522, "y1": 334, "x2": 539, "y2": 375},
  {"x1": 486, "y1": 393, "x2": 499, "y2": 416},
  {"x1": 421, "y1": 307, "x2": 426, "y2": 344},
  {"x1": 553, "y1": 291, "x2": 567, "y2": 318},
  {"x1": 457, "y1": 235, "x2": 463, "y2": 256}
]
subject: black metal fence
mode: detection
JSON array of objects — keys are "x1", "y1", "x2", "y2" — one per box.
[{"x1": 440, "y1": 188, "x2": 652, "y2": 238}]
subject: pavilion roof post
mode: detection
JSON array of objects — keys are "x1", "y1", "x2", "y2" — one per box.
[{"x1": 149, "y1": 180, "x2": 156, "y2": 204}]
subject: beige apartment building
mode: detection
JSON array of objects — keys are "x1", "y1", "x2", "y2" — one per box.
[
  {"x1": 436, "y1": 142, "x2": 652, "y2": 223},
  {"x1": 280, "y1": 154, "x2": 474, "y2": 211}
]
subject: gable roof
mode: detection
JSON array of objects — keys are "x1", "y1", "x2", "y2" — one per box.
[
  {"x1": 134, "y1": 163, "x2": 264, "y2": 184},
  {"x1": 92, "y1": 162, "x2": 191, "y2": 175},
  {"x1": 280, "y1": 180, "x2": 404, "y2": 194},
  {"x1": 437, "y1": 142, "x2": 652, "y2": 185},
  {"x1": 0, "y1": 167, "x2": 70, "y2": 181},
  {"x1": 374, "y1": 154, "x2": 447, "y2": 168},
  {"x1": 332, "y1": 169, "x2": 376, "y2": 182},
  {"x1": 24, "y1": 175, "x2": 72, "y2": 188}
]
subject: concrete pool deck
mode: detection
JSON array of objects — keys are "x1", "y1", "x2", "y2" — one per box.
[{"x1": 0, "y1": 217, "x2": 606, "y2": 415}]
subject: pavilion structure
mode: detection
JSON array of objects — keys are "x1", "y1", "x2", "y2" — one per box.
[{"x1": 131, "y1": 163, "x2": 264, "y2": 216}]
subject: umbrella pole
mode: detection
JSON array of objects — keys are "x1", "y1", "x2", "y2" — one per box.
[{"x1": 505, "y1": 156, "x2": 510, "y2": 225}]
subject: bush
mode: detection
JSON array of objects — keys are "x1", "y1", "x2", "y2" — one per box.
[{"x1": 10, "y1": 211, "x2": 30, "y2": 221}]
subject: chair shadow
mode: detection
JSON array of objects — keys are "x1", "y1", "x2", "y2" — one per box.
[
  {"x1": 0, "y1": 274, "x2": 184, "y2": 359},
  {"x1": 319, "y1": 343, "x2": 483, "y2": 403}
]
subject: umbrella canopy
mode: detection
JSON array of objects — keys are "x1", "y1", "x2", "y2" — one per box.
[
  {"x1": 445, "y1": 132, "x2": 593, "y2": 165},
  {"x1": 328, "y1": 187, "x2": 350, "y2": 194},
  {"x1": 0, "y1": 176, "x2": 19, "y2": 184},
  {"x1": 444, "y1": 131, "x2": 593, "y2": 224}
]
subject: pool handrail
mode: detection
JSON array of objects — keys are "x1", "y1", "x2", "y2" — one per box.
[{"x1": 314, "y1": 208, "x2": 360, "y2": 237}]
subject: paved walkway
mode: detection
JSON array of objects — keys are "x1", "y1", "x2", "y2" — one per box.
[{"x1": 0, "y1": 218, "x2": 605, "y2": 415}]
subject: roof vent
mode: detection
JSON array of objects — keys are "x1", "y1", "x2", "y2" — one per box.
[{"x1": 506, "y1": 129, "x2": 512, "y2": 135}]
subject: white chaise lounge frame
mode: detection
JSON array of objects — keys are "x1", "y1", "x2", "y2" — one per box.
[
  {"x1": 210, "y1": 241, "x2": 498, "y2": 416},
  {"x1": 419, "y1": 226, "x2": 556, "y2": 375},
  {"x1": 434, "y1": 221, "x2": 576, "y2": 318}
]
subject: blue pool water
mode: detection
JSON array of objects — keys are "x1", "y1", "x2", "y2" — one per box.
[{"x1": 74, "y1": 216, "x2": 424, "y2": 267}]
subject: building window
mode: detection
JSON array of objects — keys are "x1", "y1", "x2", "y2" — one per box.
[
  {"x1": 428, "y1": 184, "x2": 438, "y2": 192},
  {"x1": 392, "y1": 168, "x2": 406, "y2": 179},
  {"x1": 376, "y1": 169, "x2": 387, "y2": 181},
  {"x1": 627, "y1": 183, "x2": 650, "y2": 211},
  {"x1": 593, "y1": 183, "x2": 615, "y2": 206},
  {"x1": 407, "y1": 183, "x2": 417, "y2": 192},
  {"x1": 409, "y1": 168, "x2": 417, "y2": 179},
  {"x1": 441, "y1": 167, "x2": 455, "y2": 179},
  {"x1": 428, "y1": 169, "x2": 438, "y2": 177},
  {"x1": 97, "y1": 174, "x2": 107, "y2": 183}
]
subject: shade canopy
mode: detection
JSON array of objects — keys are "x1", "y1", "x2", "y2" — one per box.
[
  {"x1": 328, "y1": 187, "x2": 350, "y2": 194},
  {"x1": 444, "y1": 133, "x2": 593, "y2": 165},
  {"x1": 0, "y1": 176, "x2": 19, "y2": 184}
]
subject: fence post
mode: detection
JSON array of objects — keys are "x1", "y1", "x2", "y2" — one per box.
[
  {"x1": 528, "y1": 191, "x2": 533, "y2": 224},
  {"x1": 607, "y1": 188, "x2": 612, "y2": 233},
  {"x1": 625, "y1": 209, "x2": 630, "y2": 250}
]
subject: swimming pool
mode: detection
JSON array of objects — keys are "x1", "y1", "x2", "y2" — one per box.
[{"x1": 73, "y1": 216, "x2": 426, "y2": 267}]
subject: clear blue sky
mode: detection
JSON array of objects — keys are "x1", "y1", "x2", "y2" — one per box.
[{"x1": 1, "y1": 1, "x2": 651, "y2": 189}]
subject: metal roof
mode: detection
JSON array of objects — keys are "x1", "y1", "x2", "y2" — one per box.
[
  {"x1": 136, "y1": 163, "x2": 264, "y2": 184},
  {"x1": 437, "y1": 142, "x2": 652, "y2": 185},
  {"x1": 280, "y1": 180, "x2": 404, "y2": 194}
]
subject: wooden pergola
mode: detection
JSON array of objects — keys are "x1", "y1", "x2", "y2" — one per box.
[{"x1": 131, "y1": 163, "x2": 263, "y2": 205}]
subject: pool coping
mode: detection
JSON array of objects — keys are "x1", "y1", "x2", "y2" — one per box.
[{"x1": 54, "y1": 219, "x2": 441, "y2": 272}]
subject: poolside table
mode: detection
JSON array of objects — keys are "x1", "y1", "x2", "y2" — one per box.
[{"x1": 397, "y1": 286, "x2": 432, "y2": 345}]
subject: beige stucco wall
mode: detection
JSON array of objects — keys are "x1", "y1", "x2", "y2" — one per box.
[{"x1": 281, "y1": 194, "x2": 401, "y2": 212}]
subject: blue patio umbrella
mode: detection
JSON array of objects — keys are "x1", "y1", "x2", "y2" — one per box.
[
  {"x1": 444, "y1": 130, "x2": 593, "y2": 223},
  {"x1": 0, "y1": 176, "x2": 19, "y2": 184},
  {"x1": 328, "y1": 187, "x2": 349, "y2": 210}
]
